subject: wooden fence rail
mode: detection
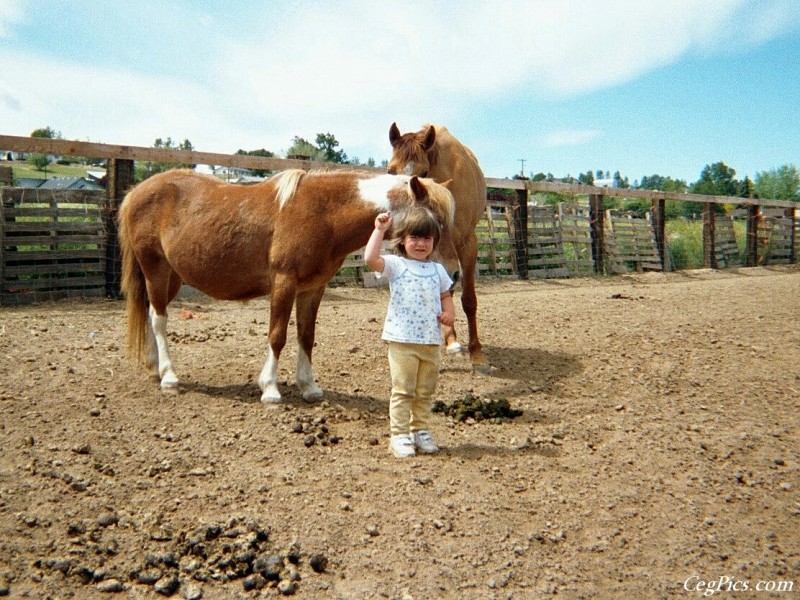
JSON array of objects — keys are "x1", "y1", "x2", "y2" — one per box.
[{"x1": 1, "y1": 134, "x2": 797, "y2": 303}]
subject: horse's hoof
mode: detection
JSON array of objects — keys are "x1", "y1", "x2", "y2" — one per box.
[
  {"x1": 301, "y1": 386, "x2": 324, "y2": 401},
  {"x1": 446, "y1": 341, "x2": 462, "y2": 355},
  {"x1": 160, "y1": 373, "x2": 179, "y2": 390},
  {"x1": 261, "y1": 391, "x2": 282, "y2": 404},
  {"x1": 472, "y1": 363, "x2": 491, "y2": 377}
]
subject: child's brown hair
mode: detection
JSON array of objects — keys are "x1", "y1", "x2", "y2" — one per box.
[{"x1": 390, "y1": 205, "x2": 442, "y2": 257}]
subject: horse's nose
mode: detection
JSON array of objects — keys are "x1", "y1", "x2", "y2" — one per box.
[{"x1": 387, "y1": 166, "x2": 397, "y2": 175}]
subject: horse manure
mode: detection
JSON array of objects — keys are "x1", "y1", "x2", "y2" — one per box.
[{"x1": 432, "y1": 394, "x2": 522, "y2": 422}]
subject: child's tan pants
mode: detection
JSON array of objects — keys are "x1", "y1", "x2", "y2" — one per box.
[{"x1": 387, "y1": 342, "x2": 440, "y2": 435}]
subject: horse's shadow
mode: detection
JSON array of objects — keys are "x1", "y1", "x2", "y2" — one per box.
[
  {"x1": 181, "y1": 344, "x2": 582, "y2": 414},
  {"x1": 180, "y1": 381, "x2": 386, "y2": 413},
  {"x1": 443, "y1": 344, "x2": 583, "y2": 399}
]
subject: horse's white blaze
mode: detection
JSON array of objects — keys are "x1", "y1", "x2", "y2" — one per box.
[
  {"x1": 357, "y1": 174, "x2": 408, "y2": 211},
  {"x1": 296, "y1": 347, "x2": 323, "y2": 399},
  {"x1": 258, "y1": 348, "x2": 281, "y2": 403},
  {"x1": 149, "y1": 307, "x2": 178, "y2": 388}
]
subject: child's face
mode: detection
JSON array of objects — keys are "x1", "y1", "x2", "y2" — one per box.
[{"x1": 402, "y1": 234, "x2": 435, "y2": 261}]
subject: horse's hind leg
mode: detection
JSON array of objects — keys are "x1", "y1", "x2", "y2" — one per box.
[
  {"x1": 459, "y1": 232, "x2": 490, "y2": 375},
  {"x1": 295, "y1": 286, "x2": 325, "y2": 400},
  {"x1": 146, "y1": 269, "x2": 183, "y2": 390}
]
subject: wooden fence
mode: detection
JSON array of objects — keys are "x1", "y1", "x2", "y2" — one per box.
[
  {"x1": 1, "y1": 134, "x2": 798, "y2": 304},
  {"x1": 1, "y1": 188, "x2": 112, "y2": 304}
]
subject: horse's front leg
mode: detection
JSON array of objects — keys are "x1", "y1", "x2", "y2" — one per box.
[
  {"x1": 295, "y1": 286, "x2": 326, "y2": 400},
  {"x1": 258, "y1": 277, "x2": 297, "y2": 403},
  {"x1": 149, "y1": 306, "x2": 179, "y2": 389}
]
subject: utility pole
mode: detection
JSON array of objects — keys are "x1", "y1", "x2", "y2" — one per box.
[{"x1": 518, "y1": 159, "x2": 526, "y2": 177}]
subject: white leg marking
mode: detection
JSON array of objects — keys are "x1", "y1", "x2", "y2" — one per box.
[
  {"x1": 258, "y1": 348, "x2": 282, "y2": 403},
  {"x1": 144, "y1": 321, "x2": 158, "y2": 374},
  {"x1": 446, "y1": 341, "x2": 463, "y2": 355},
  {"x1": 297, "y1": 346, "x2": 323, "y2": 400},
  {"x1": 149, "y1": 307, "x2": 178, "y2": 389}
]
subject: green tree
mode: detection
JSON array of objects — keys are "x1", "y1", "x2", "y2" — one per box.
[
  {"x1": 29, "y1": 153, "x2": 50, "y2": 171},
  {"x1": 136, "y1": 137, "x2": 196, "y2": 181},
  {"x1": 285, "y1": 133, "x2": 349, "y2": 164},
  {"x1": 690, "y1": 162, "x2": 740, "y2": 197},
  {"x1": 753, "y1": 164, "x2": 800, "y2": 201},
  {"x1": 685, "y1": 162, "x2": 740, "y2": 217},
  {"x1": 613, "y1": 171, "x2": 630, "y2": 188},
  {"x1": 286, "y1": 136, "x2": 323, "y2": 160},
  {"x1": 28, "y1": 127, "x2": 62, "y2": 173},
  {"x1": 315, "y1": 132, "x2": 348, "y2": 163},
  {"x1": 31, "y1": 126, "x2": 61, "y2": 139},
  {"x1": 637, "y1": 174, "x2": 687, "y2": 193}
]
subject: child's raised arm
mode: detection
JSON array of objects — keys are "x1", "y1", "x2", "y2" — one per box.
[{"x1": 365, "y1": 213, "x2": 392, "y2": 273}]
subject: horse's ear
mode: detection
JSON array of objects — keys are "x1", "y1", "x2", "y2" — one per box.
[
  {"x1": 389, "y1": 122, "x2": 401, "y2": 146},
  {"x1": 440, "y1": 178, "x2": 453, "y2": 190},
  {"x1": 409, "y1": 176, "x2": 430, "y2": 207},
  {"x1": 422, "y1": 126, "x2": 436, "y2": 151}
]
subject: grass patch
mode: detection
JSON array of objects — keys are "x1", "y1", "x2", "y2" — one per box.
[
  {"x1": 8, "y1": 161, "x2": 97, "y2": 183},
  {"x1": 665, "y1": 219, "x2": 746, "y2": 269}
]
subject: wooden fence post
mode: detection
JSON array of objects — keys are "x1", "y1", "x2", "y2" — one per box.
[
  {"x1": 105, "y1": 159, "x2": 135, "y2": 297},
  {"x1": 512, "y1": 188, "x2": 528, "y2": 279},
  {"x1": 651, "y1": 196, "x2": 668, "y2": 271},
  {"x1": 589, "y1": 194, "x2": 605, "y2": 274},
  {"x1": 702, "y1": 202, "x2": 717, "y2": 269},
  {"x1": 745, "y1": 205, "x2": 760, "y2": 267},
  {"x1": 786, "y1": 206, "x2": 797, "y2": 264},
  {"x1": 0, "y1": 165, "x2": 12, "y2": 186}
]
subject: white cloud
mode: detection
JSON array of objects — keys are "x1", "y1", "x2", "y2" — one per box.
[
  {"x1": 0, "y1": 0, "x2": 24, "y2": 38},
  {"x1": 2, "y1": 0, "x2": 798, "y2": 165},
  {"x1": 541, "y1": 129, "x2": 602, "y2": 148}
]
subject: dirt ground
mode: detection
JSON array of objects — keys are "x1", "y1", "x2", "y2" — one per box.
[{"x1": 1, "y1": 266, "x2": 798, "y2": 599}]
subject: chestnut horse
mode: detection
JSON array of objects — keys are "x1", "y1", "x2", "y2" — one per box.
[
  {"x1": 388, "y1": 123, "x2": 489, "y2": 375},
  {"x1": 118, "y1": 168, "x2": 454, "y2": 402}
]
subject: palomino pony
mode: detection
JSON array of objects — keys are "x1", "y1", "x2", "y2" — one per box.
[
  {"x1": 388, "y1": 123, "x2": 489, "y2": 375},
  {"x1": 118, "y1": 168, "x2": 455, "y2": 402}
]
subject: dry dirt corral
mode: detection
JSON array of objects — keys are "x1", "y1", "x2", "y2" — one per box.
[{"x1": 1, "y1": 266, "x2": 799, "y2": 599}]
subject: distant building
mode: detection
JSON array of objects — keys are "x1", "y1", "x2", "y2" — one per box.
[
  {"x1": 15, "y1": 177, "x2": 105, "y2": 190},
  {"x1": 1, "y1": 151, "x2": 27, "y2": 161},
  {"x1": 593, "y1": 177, "x2": 617, "y2": 188}
]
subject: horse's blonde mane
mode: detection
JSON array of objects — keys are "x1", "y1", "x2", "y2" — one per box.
[{"x1": 272, "y1": 169, "x2": 306, "y2": 209}]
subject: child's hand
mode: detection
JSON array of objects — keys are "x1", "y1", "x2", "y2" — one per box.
[
  {"x1": 375, "y1": 212, "x2": 392, "y2": 232},
  {"x1": 437, "y1": 311, "x2": 455, "y2": 326}
]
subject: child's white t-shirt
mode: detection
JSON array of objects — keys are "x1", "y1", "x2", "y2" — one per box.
[{"x1": 379, "y1": 255, "x2": 453, "y2": 345}]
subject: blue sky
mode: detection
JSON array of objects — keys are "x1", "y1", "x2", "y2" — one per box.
[{"x1": 1, "y1": 0, "x2": 799, "y2": 184}]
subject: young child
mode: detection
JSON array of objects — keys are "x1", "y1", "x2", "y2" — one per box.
[{"x1": 365, "y1": 206, "x2": 455, "y2": 458}]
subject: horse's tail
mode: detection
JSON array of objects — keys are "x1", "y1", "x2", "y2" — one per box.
[
  {"x1": 272, "y1": 169, "x2": 305, "y2": 209},
  {"x1": 118, "y1": 195, "x2": 149, "y2": 365}
]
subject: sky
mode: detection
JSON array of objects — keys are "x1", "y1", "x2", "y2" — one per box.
[{"x1": 1, "y1": 0, "x2": 799, "y2": 184}]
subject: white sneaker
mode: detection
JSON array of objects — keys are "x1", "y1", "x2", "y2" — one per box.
[
  {"x1": 412, "y1": 430, "x2": 439, "y2": 454},
  {"x1": 389, "y1": 434, "x2": 416, "y2": 458}
]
